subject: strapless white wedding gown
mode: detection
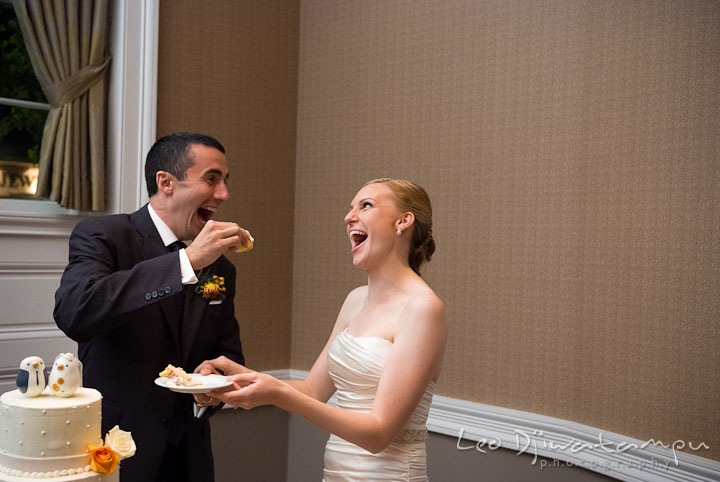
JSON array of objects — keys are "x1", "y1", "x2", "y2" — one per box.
[{"x1": 323, "y1": 328, "x2": 436, "y2": 482}]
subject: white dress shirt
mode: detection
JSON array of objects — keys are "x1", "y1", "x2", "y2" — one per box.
[{"x1": 147, "y1": 203, "x2": 198, "y2": 285}]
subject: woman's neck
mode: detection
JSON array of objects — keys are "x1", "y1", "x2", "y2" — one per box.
[{"x1": 364, "y1": 257, "x2": 418, "y2": 303}]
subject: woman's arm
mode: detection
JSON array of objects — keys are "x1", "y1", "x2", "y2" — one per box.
[
  {"x1": 211, "y1": 293, "x2": 447, "y2": 454},
  {"x1": 199, "y1": 286, "x2": 365, "y2": 400}
]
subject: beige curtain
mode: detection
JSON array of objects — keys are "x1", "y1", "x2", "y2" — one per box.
[{"x1": 13, "y1": 0, "x2": 110, "y2": 211}]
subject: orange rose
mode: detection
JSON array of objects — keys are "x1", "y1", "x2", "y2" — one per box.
[{"x1": 87, "y1": 444, "x2": 119, "y2": 475}]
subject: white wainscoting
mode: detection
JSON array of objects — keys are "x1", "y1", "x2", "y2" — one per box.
[
  {"x1": 0, "y1": 213, "x2": 80, "y2": 394},
  {"x1": 266, "y1": 369, "x2": 720, "y2": 482}
]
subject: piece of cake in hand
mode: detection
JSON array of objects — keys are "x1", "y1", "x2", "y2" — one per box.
[
  {"x1": 235, "y1": 231, "x2": 254, "y2": 253},
  {"x1": 158, "y1": 364, "x2": 203, "y2": 387}
]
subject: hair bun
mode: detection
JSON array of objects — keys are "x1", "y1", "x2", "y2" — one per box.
[{"x1": 410, "y1": 229, "x2": 435, "y2": 274}]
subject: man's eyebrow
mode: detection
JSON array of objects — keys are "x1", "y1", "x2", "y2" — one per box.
[{"x1": 202, "y1": 168, "x2": 227, "y2": 179}]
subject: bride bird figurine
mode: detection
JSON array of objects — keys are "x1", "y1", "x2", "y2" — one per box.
[{"x1": 48, "y1": 353, "x2": 83, "y2": 397}]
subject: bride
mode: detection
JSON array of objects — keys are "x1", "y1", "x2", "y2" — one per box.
[{"x1": 198, "y1": 178, "x2": 447, "y2": 481}]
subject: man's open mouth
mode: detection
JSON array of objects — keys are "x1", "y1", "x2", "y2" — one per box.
[
  {"x1": 198, "y1": 206, "x2": 217, "y2": 223},
  {"x1": 350, "y1": 230, "x2": 368, "y2": 248}
]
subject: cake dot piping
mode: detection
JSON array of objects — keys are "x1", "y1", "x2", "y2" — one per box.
[{"x1": 0, "y1": 463, "x2": 91, "y2": 478}]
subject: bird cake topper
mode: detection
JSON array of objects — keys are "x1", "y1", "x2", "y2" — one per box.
[
  {"x1": 48, "y1": 353, "x2": 83, "y2": 397},
  {"x1": 16, "y1": 355, "x2": 46, "y2": 397}
]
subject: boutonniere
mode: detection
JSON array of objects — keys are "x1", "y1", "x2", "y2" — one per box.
[{"x1": 195, "y1": 269, "x2": 226, "y2": 300}]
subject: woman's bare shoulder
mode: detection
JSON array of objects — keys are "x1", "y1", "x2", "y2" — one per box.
[
  {"x1": 409, "y1": 283, "x2": 444, "y2": 314},
  {"x1": 346, "y1": 285, "x2": 368, "y2": 302},
  {"x1": 335, "y1": 285, "x2": 368, "y2": 326}
]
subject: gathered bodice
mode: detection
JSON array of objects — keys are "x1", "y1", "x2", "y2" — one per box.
[{"x1": 327, "y1": 328, "x2": 436, "y2": 431}]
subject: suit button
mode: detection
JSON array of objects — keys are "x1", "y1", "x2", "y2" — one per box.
[
  {"x1": 164, "y1": 286, "x2": 171, "y2": 294},
  {"x1": 152, "y1": 290, "x2": 158, "y2": 298},
  {"x1": 158, "y1": 289, "x2": 164, "y2": 297},
  {"x1": 145, "y1": 292, "x2": 151, "y2": 301}
]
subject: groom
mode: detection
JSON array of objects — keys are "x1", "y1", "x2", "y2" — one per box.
[{"x1": 54, "y1": 133, "x2": 249, "y2": 482}]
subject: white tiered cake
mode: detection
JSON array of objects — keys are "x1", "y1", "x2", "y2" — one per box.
[{"x1": 0, "y1": 355, "x2": 134, "y2": 481}]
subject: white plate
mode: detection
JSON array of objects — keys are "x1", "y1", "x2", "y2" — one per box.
[{"x1": 154, "y1": 373, "x2": 232, "y2": 394}]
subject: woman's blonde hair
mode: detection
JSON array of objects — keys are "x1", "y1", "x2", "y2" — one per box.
[{"x1": 364, "y1": 178, "x2": 435, "y2": 275}]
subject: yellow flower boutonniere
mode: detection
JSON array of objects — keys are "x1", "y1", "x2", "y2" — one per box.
[{"x1": 195, "y1": 272, "x2": 226, "y2": 300}]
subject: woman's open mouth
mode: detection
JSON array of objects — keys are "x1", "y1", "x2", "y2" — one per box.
[{"x1": 350, "y1": 230, "x2": 368, "y2": 250}]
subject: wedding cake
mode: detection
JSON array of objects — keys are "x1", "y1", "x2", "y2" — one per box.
[{"x1": 0, "y1": 355, "x2": 135, "y2": 480}]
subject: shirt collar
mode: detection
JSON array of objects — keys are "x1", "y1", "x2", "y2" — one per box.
[{"x1": 147, "y1": 203, "x2": 186, "y2": 248}]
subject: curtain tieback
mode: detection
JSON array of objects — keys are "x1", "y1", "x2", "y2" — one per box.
[{"x1": 41, "y1": 55, "x2": 112, "y2": 108}]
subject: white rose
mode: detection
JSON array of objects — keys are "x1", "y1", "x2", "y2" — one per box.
[{"x1": 104, "y1": 425, "x2": 136, "y2": 460}]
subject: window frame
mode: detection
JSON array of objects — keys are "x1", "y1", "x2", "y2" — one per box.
[{"x1": 0, "y1": 0, "x2": 158, "y2": 219}]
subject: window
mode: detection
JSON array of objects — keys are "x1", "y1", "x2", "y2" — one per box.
[
  {"x1": 0, "y1": 0, "x2": 157, "y2": 216},
  {"x1": 0, "y1": 0, "x2": 50, "y2": 199}
]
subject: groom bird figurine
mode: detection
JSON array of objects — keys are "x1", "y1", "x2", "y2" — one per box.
[{"x1": 16, "y1": 356, "x2": 46, "y2": 397}]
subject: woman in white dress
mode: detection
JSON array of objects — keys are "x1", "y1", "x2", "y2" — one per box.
[{"x1": 200, "y1": 178, "x2": 447, "y2": 481}]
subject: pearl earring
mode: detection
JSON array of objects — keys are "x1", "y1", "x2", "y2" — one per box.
[{"x1": 396, "y1": 228, "x2": 402, "y2": 235}]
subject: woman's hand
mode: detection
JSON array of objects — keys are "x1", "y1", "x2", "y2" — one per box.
[
  {"x1": 193, "y1": 357, "x2": 252, "y2": 407},
  {"x1": 208, "y1": 372, "x2": 288, "y2": 410},
  {"x1": 194, "y1": 355, "x2": 250, "y2": 376}
]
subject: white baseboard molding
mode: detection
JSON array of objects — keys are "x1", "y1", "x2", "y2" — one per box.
[{"x1": 266, "y1": 369, "x2": 720, "y2": 482}]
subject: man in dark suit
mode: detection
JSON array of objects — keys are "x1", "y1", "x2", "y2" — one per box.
[{"x1": 54, "y1": 133, "x2": 251, "y2": 482}]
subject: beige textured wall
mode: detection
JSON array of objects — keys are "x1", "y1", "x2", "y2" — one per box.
[
  {"x1": 156, "y1": 0, "x2": 299, "y2": 369},
  {"x1": 292, "y1": 0, "x2": 720, "y2": 460},
  {"x1": 154, "y1": 0, "x2": 719, "y2": 463}
]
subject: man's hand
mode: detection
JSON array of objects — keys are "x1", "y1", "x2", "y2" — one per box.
[
  {"x1": 194, "y1": 355, "x2": 250, "y2": 377},
  {"x1": 185, "y1": 220, "x2": 253, "y2": 270}
]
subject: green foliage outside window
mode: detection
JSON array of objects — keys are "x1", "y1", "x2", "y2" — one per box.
[{"x1": 0, "y1": 3, "x2": 47, "y2": 164}]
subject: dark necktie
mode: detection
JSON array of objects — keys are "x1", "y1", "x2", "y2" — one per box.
[
  {"x1": 166, "y1": 239, "x2": 191, "y2": 445},
  {"x1": 167, "y1": 240, "x2": 187, "y2": 252},
  {"x1": 166, "y1": 238, "x2": 186, "y2": 350}
]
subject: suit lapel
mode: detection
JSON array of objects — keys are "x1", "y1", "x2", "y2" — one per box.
[{"x1": 130, "y1": 205, "x2": 183, "y2": 352}]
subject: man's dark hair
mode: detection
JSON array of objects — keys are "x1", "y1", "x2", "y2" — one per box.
[{"x1": 145, "y1": 132, "x2": 225, "y2": 197}]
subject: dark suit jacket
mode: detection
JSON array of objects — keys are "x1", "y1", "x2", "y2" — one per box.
[{"x1": 54, "y1": 205, "x2": 244, "y2": 482}]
